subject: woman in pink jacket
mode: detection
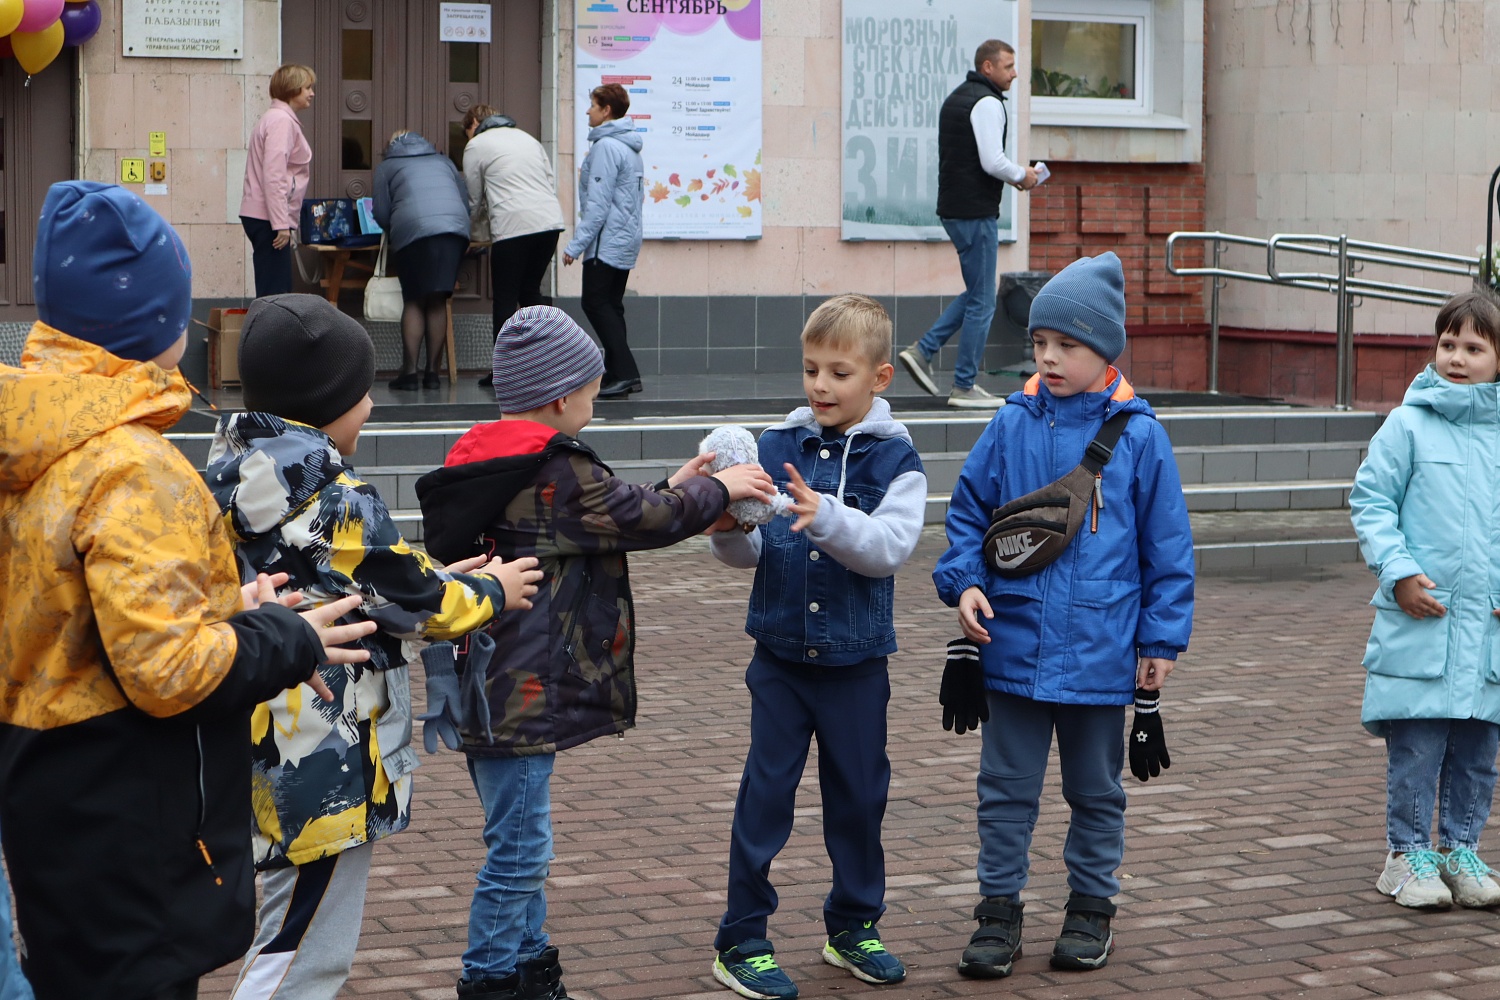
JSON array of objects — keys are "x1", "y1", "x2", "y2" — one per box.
[{"x1": 240, "y1": 64, "x2": 315, "y2": 297}]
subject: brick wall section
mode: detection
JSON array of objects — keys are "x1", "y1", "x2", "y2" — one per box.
[{"x1": 1029, "y1": 162, "x2": 1208, "y2": 328}]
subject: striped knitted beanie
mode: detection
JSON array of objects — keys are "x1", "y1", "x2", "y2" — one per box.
[{"x1": 492, "y1": 306, "x2": 605, "y2": 412}]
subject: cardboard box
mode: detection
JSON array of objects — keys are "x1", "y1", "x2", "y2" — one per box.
[{"x1": 199, "y1": 307, "x2": 247, "y2": 389}]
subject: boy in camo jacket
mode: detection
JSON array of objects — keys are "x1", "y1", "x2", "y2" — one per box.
[{"x1": 417, "y1": 306, "x2": 776, "y2": 1000}]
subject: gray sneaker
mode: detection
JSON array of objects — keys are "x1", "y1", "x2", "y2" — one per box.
[
  {"x1": 1440, "y1": 847, "x2": 1500, "y2": 908},
  {"x1": 948, "y1": 385, "x2": 1005, "y2": 409},
  {"x1": 898, "y1": 345, "x2": 939, "y2": 396},
  {"x1": 1377, "y1": 850, "x2": 1453, "y2": 909}
]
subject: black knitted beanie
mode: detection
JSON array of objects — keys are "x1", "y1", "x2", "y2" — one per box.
[{"x1": 239, "y1": 294, "x2": 375, "y2": 428}]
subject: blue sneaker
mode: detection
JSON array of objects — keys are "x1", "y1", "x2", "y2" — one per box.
[
  {"x1": 713, "y1": 938, "x2": 799, "y2": 999},
  {"x1": 822, "y1": 921, "x2": 906, "y2": 985}
]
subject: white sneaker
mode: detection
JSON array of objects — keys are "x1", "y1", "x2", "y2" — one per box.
[
  {"x1": 948, "y1": 385, "x2": 1005, "y2": 409},
  {"x1": 898, "y1": 346, "x2": 939, "y2": 396},
  {"x1": 1439, "y1": 848, "x2": 1500, "y2": 908},
  {"x1": 1377, "y1": 850, "x2": 1454, "y2": 909}
]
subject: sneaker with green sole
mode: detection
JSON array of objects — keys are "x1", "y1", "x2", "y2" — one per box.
[
  {"x1": 822, "y1": 921, "x2": 907, "y2": 985},
  {"x1": 712, "y1": 939, "x2": 799, "y2": 1000}
]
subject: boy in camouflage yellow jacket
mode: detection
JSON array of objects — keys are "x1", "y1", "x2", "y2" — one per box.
[
  {"x1": 417, "y1": 307, "x2": 775, "y2": 1000},
  {"x1": 208, "y1": 295, "x2": 542, "y2": 1000}
]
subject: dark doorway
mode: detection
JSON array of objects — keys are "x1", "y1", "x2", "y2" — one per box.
[
  {"x1": 282, "y1": 0, "x2": 544, "y2": 315},
  {"x1": 0, "y1": 50, "x2": 77, "y2": 320}
]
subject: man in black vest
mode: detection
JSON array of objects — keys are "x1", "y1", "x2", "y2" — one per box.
[{"x1": 900, "y1": 39, "x2": 1038, "y2": 409}]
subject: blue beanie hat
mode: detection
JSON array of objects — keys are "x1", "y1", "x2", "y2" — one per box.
[
  {"x1": 492, "y1": 306, "x2": 604, "y2": 412},
  {"x1": 1028, "y1": 252, "x2": 1127, "y2": 363},
  {"x1": 33, "y1": 180, "x2": 192, "y2": 363}
]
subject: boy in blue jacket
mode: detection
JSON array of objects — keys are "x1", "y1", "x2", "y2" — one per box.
[
  {"x1": 934, "y1": 253, "x2": 1194, "y2": 976},
  {"x1": 708, "y1": 295, "x2": 927, "y2": 1000}
]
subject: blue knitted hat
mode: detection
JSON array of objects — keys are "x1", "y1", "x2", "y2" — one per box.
[
  {"x1": 1028, "y1": 252, "x2": 1127, "y2": 362},
  {"x1": 33, "y1": 181, "x2": 192, "y2": 363}
]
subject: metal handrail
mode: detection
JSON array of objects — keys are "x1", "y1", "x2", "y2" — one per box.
[{"x1": 1166, "y1": 230, "x2": 1480, "y2": 409}]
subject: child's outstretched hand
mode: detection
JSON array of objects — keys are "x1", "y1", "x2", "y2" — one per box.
[
  {"x1": 958, "y1": 585, "x2": 993, "y2": 644},
  {"x1": 1395, "y1": 573, "x2": 1446, "y2": 619},
  {"x1": 485, "y1": 556, "x2": 544, "y2": 611},
  {"x1": 442, "y1": 554, "x2": 491, "y2": 575},
  {"x1": 669, "y1": 451, "x2": 719, "y2": 488},
  {"x1": 783, "y1": 464, "x2": 823, "y2": 533},
  {"x1": 712, "y1": 464, "x2": 777, "y2": 504}
]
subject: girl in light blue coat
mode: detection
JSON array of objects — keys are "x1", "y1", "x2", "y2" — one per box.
[{"x1": 1351, "y1": 290, "x2": 1500, "y2": 912}]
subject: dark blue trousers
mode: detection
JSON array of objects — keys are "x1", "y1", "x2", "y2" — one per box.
[{"x1": 715, "y1": 646, "x2": 891, "y2": 950}]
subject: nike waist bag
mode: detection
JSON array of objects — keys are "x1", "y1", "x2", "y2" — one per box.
[{"x1": 982, "y1": 412, "x2": 1132, "y2": 577}]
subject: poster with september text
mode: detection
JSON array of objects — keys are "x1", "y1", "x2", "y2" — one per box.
[
  {"x1": 574, "y1": 0, "x2": 763, "y2": 240},
  {"x1": 841, "y1": 0, "x2": 1020, "y2": 242}
]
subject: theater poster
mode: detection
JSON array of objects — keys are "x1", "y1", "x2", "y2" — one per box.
[
  {"x1": 841, "y1": 0, "x2": 1020, "y2": 242},
  {"x1": 574, "y1": 0, "x2": 763, "y2": 240}
]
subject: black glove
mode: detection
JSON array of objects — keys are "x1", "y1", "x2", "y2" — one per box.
[
  {"x1": 1128, "y1": 687, "x2": 1170, "y2": 782},
  {"x1": 939, "y1": 638, "x2": 989, "y2": 735},
  {"x1": 417, "y1": 642, "x2": 464, "y2": 753},
  {"x1": 461, "y1": 631, "x2": 497, "y2": 745}
]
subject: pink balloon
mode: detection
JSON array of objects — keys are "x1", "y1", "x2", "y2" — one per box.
[{"x1": 17, "y1": 0, "x2": 63, "y2": 33}]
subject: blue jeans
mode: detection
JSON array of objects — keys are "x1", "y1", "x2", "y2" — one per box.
[
  {"x1": 716, "y1": 649, "x2": 891, "y2": 950},
  {"x1": 463, "y1": 753, "x2": 556, "y2": 981},
  {"x1": 1386, "y1": 718, "x2": 1500, "y2": 853},
  {"x1": 915, "y1": 216, "x2": 1000, "y2": 391},
  {"x1": 0, "y1": 826, "x2": 34, "y2": 1000},
  {"x1": 977, "y1": 692, "x2": 1126, "y2": 900}
]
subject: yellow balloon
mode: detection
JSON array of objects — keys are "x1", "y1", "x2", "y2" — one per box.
[
  {"x1": 12, "y1": 20, "x2": 62, "y2": 75},
  {"x1": 0, "y1": 0, "x2": 23, "y2": 38}
]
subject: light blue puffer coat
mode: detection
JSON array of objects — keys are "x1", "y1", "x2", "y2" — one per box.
[
  {"x1": 564, "y1": 119, "x2": 644, "y2": 270},
  {"x1": 1350, "y1": 366, "x2": 1500, "y2": 735},
  {"x1": 934, "y1": 372, "x2": 1195, "y2": 705}
]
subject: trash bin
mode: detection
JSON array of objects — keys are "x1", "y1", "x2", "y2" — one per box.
[{"x1": 989, "y1": 270, "x2": 1052, "y2": 370}]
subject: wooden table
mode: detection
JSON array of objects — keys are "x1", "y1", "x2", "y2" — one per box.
[{"x1": 305, "y1": 243, "x2": 458, "y2": 382}]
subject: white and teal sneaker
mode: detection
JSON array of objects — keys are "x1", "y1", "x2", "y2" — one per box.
[
  {"x1": 1377, "y1": 850, "x2": 1454, "y2": 909},
  {"x1": 1440, "y1": 847, "x2": 1500, "y2": 908}
]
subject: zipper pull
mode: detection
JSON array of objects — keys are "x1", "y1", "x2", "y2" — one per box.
[
  {"x1": 1091, "y1": 472, "x2": 1104, "y2": 533},
  {"x1": 197, "y1": 838, "x2": 224, "y2": 886}
]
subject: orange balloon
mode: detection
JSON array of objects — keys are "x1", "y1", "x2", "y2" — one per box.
[
  {"x1": 12, "y1": 19, "x2": 62, "y2": 74},
  {"x1": 0, "y1": 0, "x2": 23, "y2": 38}
]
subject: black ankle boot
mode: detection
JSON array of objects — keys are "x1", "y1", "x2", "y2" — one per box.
[
  {"x1": 1050, "y1": 892, "x2": 1116, "y2": 971},
  {"x1": 456, "y1": 972, "x2": 520, "y2": 1000},
  {"x1": 958, "y1": 896, "x2": 1023, "y2": 978},
  {"x1": 517, "y1": 946, "x2": 570, "y2": 999}
]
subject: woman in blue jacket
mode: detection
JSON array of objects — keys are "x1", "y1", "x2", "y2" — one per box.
[
  {"x1": 1350, "y1": 291, "x2": 1500, "y2": 912},
  {"x1": 564, "y1": 83, "x2": 645, "y2": 400},
  {"x1": 372, "y1": 130, "x2": 470, "y2": 390}
]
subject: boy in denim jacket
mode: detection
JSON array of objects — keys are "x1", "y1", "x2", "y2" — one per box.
[
  {"x1": 708, "y1": 295, "x2": 928, "y2": 1000},
  {"x1": 934, "y1": 253, "x2": 1194, "y2": 977}
]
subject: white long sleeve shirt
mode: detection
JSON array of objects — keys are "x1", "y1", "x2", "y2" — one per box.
[{"x1": 971, "y1": 96, "x2": 1027, "y2": 185}]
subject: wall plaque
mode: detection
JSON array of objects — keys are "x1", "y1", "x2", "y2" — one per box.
[{"x1": 123, "y1": 0, "x2": 243, "y2": 59}]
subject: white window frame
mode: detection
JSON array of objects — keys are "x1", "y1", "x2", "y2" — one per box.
[{"x1": 1031, "y1": 0, "x2": 1153, "y2": 122}]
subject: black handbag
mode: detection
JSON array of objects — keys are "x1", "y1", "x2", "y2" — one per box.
[{"x1": 982, "y1": 412, "x2": 1132, "y2": 577}]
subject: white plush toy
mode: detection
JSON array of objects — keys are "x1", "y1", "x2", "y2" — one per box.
[{"x1": 698, "y1": 425, "x2": 795, "y2": 527}]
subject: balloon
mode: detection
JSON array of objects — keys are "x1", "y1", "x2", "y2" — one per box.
[
  {"x1": 12, "y1": 20, "x2": 63, "y2": 74},
  {"x1": 0, "y1": 0, "x2": 24, "y2": 37},
  {"x1": 16, "y1": 0, "x2": 62, "y2": 34},
  {"x1": 59, "y1": 0, "x2": 99, "y2": 46}
]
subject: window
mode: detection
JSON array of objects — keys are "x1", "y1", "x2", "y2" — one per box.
[{"x1": 1031, "y1": 0, "x2": 1150, "y2": 119}]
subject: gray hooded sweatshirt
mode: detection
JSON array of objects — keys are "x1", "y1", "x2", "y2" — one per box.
[{"x1": 564, "y1": 118, "x2": 645, "y2": 270}]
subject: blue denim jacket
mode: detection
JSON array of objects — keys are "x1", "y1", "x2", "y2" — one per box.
[{"x1": 712, "y1": 399, "x2": 927, "y2": 666}]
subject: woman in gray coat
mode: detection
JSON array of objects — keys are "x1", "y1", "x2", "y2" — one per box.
[
  {"x1": 373, "y1": 130, "x2": 470, "y2": 390},
  {"x1": 563, "y1": 83, "x2": 645, "y2": 399}
]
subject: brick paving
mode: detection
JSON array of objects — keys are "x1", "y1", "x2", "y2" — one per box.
[{"x1": 202, "y1": 529, "x2": 1500, "y2": 1000}]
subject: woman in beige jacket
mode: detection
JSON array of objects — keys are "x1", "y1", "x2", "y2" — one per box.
[{"x1": 461, "y1": 104, "x2": 566, "y2": 387}]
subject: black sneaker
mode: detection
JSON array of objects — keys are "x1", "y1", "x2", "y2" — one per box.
[
  {"x1": 456, "y1": 972, "x2": 520, "y2": 1000},
  {"x1": 958, "y1": 896, "x2": 1023, "y2": 979},
  {"x1": 1050, "y1": 893, "x2": 1116, "y2": 971},
  {"x1": 517, "y1": 946, "x2": 569, "y2": 999},
  {"x1": 477, "y1": 373, "x2": 494, "y2": 388}
]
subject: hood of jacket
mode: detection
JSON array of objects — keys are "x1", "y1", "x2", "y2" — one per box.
[
  {"x1": 1400, "y1": 364, "x2": 1500, "y2": 424},
  {"x1": 587, "y1": 117, "x2": 644, "y2": 152},
  {"x1": 206, "y1": 412, "x2": 350, "y2": 540},
  {"x1": 385, "y1": 132, "x2": 442, "y2": 158},
  {"x1": 0, "y1": 322, "x2": 190, "y2": 493},
  {"x1": 768, "y1": 396, "x2": 912, "y2": 445},
  {"x1": 473, "y1": 113, "x2": 517, "y2": 137},
  {"x1": 416, "y1": 419, "x2": 593, "y2": 564}
]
